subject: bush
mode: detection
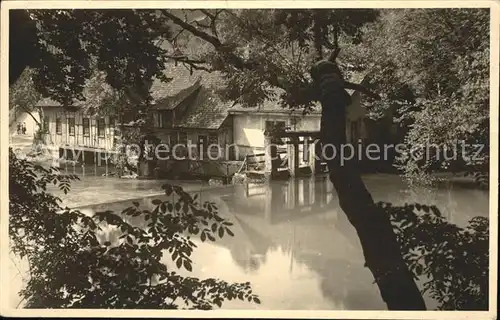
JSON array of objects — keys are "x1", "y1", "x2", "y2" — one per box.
[
  {"x1": 382, "y1": 202, "x2": 489, "y2": 310},
  {"x1": 9, "y1": 148, "x2": 259, "y2": 308}
]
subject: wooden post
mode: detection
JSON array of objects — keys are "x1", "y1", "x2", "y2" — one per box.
[
  {"x1": 287, "y1": 137, "x2": 299, "y2": 177},
  {"x1": 315, "y1": 141, "x2": 323, "y2": 173},
  {"x1": 105, "y1": 152, "x2": 108, "y2": 177},
  {"x1": 82, "y1": 150, "x2": 85, "y2": 177},
  {"x1": 94, "y1": 150, "x2": 97, "y2": 176},
  {"x1": 64, "y1": 148, "x2": 68, "y2": 174},
  {"x1": 264, "y1": 131, "x2": 273, "y2": 180},
  {"x1": 309, "y1": 140, "x2": 317, "y2": 174}
]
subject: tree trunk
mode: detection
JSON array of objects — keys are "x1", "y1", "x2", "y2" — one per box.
[{"x1": 317, "y1": 71, "x2": 426, "y2": 310}]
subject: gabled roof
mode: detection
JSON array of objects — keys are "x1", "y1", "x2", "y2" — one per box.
[{"x1": 173, "y1": 87, "x2": 233, "y2": 130}]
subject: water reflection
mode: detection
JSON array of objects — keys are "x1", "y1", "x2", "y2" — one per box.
[
  {"x1": 70, "y1": 174, "x2": 488, "y2": 310},
  {"x1": 219, "y1": 176, "x2": 387, "y2": 310}
]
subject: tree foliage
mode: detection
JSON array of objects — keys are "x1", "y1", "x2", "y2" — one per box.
[
  {"x1": 384, "y1": 202, "x2": 489, "y2": 310},
  {"x1": 9, "y1": 149, "x2": 259, "y2": 308},
  {"x1": 341, "y1": 9, "x2": 489, "y2": 186}
]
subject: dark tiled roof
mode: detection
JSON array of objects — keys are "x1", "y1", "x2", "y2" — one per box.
[
  {"x1": 150, "y1": 63, "x2": 201, "y2": 105},
  {"x1": 174, "y1": 87, "x2": 232, "y2": 130},
  {"x1": 152, "y1": 65, "x2": 224, "y2": 110}
]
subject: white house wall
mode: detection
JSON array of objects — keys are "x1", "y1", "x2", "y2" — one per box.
[
  {"x1": 44, "y1": 108, "x2": 115, "y2": 151},
  {"x1": 231, "y1": 95, "x2": 368, "y2": 160}
]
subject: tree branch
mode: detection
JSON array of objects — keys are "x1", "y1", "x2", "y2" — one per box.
[
  {"x1": 344, "y1": 81, "x2": 381, "y2": 100},
  {"x1": 17, "y1": 105, "x2": 42, "y2": 125},
  {"x1": 165, "y1": 55, "x2": 213, "y2": 72},
  {"x1": 161, "y1": 10, "x2": 253, "y2": 71}
]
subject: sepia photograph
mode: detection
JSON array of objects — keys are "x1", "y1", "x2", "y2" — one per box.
[{"x1": 1, "y1": 1, "x2": 498, "y2": 319}]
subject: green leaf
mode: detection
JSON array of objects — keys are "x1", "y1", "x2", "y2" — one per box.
[
  {"x1": 218, "y1": 226, "x2": 224, "y2": 238},
  {"x1": 152, "y1": 199, "x2": 162, "y2": 205},
  {"x1": 176, "y1": 258, "x2": 182, "y2": 269},
  {"x1": 211, "y1": 223, "x2": 217, "y2": 232},
  {"x1": 226, "y1": 228, "x2": 234, "y2": 237}
]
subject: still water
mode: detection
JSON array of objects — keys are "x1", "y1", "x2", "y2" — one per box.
[
  {"x1": 73, "y1": 174, "x2": 488, "y2": 310},
  {"x1": 9, "y1": 174, "x2": 489, "y2": 310}
]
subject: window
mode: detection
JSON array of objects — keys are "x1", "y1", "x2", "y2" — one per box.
[
  {"x1": 206, "y1": 133, "x2": 219, "y2": 156},
  {"x1": 83, "y1": 118, "x2": 90, "y2": 136},
  {"x1": 108, "y1": 116, "x2": 115, "y2": 135},
  {"x1": 55, "y1": 117, "x2": 62, "y2": 134},
  {"x1": 265, "y1": 120, "x2": 286, "y2": 132},
  {"x1": 43, "y1": 116, "x2": 50, "y2": 132},
  {"x1": 198, "y1": 135, "x2": 207, "y2": 153},
  {"x1": 208, "y1": 133, "x2": 218, "y2": 146},
  {"x1": 161, "y1": 111, "x2": 171, "y2": 128},
  {"x1": 154, "y1": 112, "x2": 162, "y2": 128},
  {"x1": 170, "y1": 131, "x2": 178, "y2": 146},
  {"x1": 179, "y1": 132, "x2": 187, "y2": 146},
  {"x1": 97, "y1": 118, "x2": 105, "y2": 137},
  {"x1": 68, "y1": 117, "x2": 75, "y2": 136}
]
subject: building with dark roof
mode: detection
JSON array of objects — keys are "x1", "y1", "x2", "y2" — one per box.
[{"x1": 30, "y1": 59, "x2": 370, "y2": 175}]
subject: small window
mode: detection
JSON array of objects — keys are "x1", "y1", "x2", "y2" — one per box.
[
  {"x1": 55, "y1": 117, "x2": 62, "y2": 134},
  {"x1": 83, "y1": 118, "x2": 90, "y2": 136},
  {"x1": 198, "y1": 135, "x2": 207, "y2": 153},
  {"x1": 68, "y1": 117, "x2": 75, "y2": 136},
  {"x1": 265, "y1": 120, "x2": 274, "y2": 132},
  {"x1": 208, "y1": 133, "x2": 218, "y2": 145},
  {"x1": 43, "y1": 116, "x2": 50, "y2": 132},
  {"x1": 265, "y1": 120, "x2": 286, "y2": 132},
  {"x1": 179, "y1": 132, "x2": 188, "y2": 146},
  {"x1": 97, "y1": 118, "x2": 105, "y2": 137},
  {"x1": 161, "y1": 111, "x2": 171, "y2": 128},
  {"x1": 170, "y1": 131, "x2": 178, "y2": 146}
]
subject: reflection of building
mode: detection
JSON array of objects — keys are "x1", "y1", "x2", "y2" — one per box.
[
  {"x1": 225, "y1": 176, "x2": 336, "y2": 224},
  {"x1": 220, "y1": 177, "x2": 387, "y2": 310}
]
